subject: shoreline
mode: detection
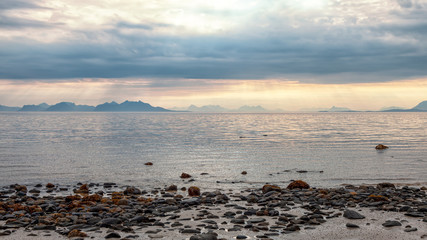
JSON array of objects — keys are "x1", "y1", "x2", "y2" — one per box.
[{"x1": 1, "y1": 181, "x2": 426, "y2": 239}]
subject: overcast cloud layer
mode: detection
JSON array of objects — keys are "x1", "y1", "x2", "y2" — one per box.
[{"x1": 1, "y1": 0, "x2": 427, "y2": 83}]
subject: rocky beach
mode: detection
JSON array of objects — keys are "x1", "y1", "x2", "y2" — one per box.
[{"x1": 1, "y1": 179, "x2": 426, "y2": 239}]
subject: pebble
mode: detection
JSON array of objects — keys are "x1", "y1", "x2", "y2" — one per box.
[
  {"x1": 105, "y1": 232, "x2": 121, "y2": 238},
  {"x1": 343, "y1": 209, "x2": 365, "y2": 219},
  {"x1": 346, "y1": 223, "x2": 359, "y2": 228},
  {"x1": 382, "y1": 220, "x2": 402, "y2": 227}
]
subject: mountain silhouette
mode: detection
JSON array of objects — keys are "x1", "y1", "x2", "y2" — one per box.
[
  {"x1": 46, "y1": 102, "x2": 95, "y2": 111},
  {"x1": 20, "y1": 103, "x2": 51, "y2": 111},
  {"x1": 0, "y1": 105, "x2": 20, "y2": 111},
  {"x1": 94, "y1": 100, "x2": 171, "y2": 112}
]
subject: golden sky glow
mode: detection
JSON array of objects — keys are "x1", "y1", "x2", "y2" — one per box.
[{"x1": 1, "y1": 78, "x2": 426, "y2": 111}]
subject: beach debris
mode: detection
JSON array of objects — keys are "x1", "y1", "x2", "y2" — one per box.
[
  {"x1": 375, "y1": 144, "x2": 389, "y2": 150},
  {"x1": 180, "y1": 173, "x2": 192, "y2": 179},
  {"x1": 287, "y1": 180, "x2": 310, "y2": 190},
  {"x1": 188, "y1": 186, "x2": 200, "y2": 196}
]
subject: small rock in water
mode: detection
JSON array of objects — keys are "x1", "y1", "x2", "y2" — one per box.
[
  {"x1": 166, "y1": 185, "x2": 178, "y2": 191},
  {"x1": 181, "y1": 173, "x2": 192, "y2": 179},
  {"x1": 145, "y1": 162, "x2": 153, "y2": 165},
  {"x1": 375, "y1": 144, "x2": 389, "y2": 150},
  {"x1": 343, "y1": 209, "x2": 365, "y2": 219},
  {"x1": 382, "y1": 220, "x2": 402, "y2": 227},
  {"x1": 189, "y1": 233, "x2": 217, "y2": 240},
  {"x1": 241, "y1": 171, "x2": 247, "y2": 175},
  {"x1": 46, "y1": 183, "x2": 55, "y2": 188}
]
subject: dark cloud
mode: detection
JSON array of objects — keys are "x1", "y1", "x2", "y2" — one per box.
[
  {"x1": 397, "y1": 0, "x2": 413, "y2": 8},
  {"x1": 0, "y1": 0, "x2": 45, "y2": 10},
  {"x1": 1, "y1": 2, "x2": 427, "y2": 84}
]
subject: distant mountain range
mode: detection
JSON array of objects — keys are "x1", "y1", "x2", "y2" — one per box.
[
  {"x1": 0, "y1": 100, "x2": 170, "y2": 112},
  {"x1": 1, "y1": 100, "x2": 426, "y2": 112},
  {"x1": 172, "y1": 105, "x2": 284, "y2": 113}
]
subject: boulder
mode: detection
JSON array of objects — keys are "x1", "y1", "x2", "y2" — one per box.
[
  {"x1": 287, "y1": 180, "x2": 310, "y2": 190},
  {"x1": 262, "y1": 185, "x2": 281, "y2": 193},
  {"x1": 188, "y1": 186, "x2": 201, "y2": 196}
]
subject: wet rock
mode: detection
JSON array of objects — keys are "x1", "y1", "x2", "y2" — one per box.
[
  {"x1": 241, "y1": 171, "x2": 247, "y2": 175},
  {"x1": 375, "y1": 144, "x2": 389, "y2": 150},
  {"x1": 404, "y1": 227, "x2": 417, "y2": 232},
  {"x1": 262, "y1": 185, "x2": 281, "y2": 193},
  {"x1": 68, "y1": 229, "x2": 88, "y2": 238},
  {"x1": 144, "y1": 162, "x2": 153, "y2": 165},
  {"x1": 343, "y1": 209, "x2": 365, "y2": 219},
  {"x1": 377, "y1": 182, "x2": 395, "y2": 189},
  {"x1": 124, "y1": 186, "x2": 141, "y2": 195},
  {"x1": 236, "y1": 236, "x2": 248, "y2": 239},
  {"x1": 287, "y1": 180, "x2": 310, "y2": 190},
  {"x1": 346, "y1": 223, "x2": 359, "y2": 228},
  {"x1": 180, "y1": 173, "x2": 192, "y2": 179},
  {"x1": 189, "y1": 233, "x2": 217, "y2": 240},
  {"x1": 188, "y1": 186, "x2": 201, "y2": 196},
  {"x1": 46, "y1": 183, "x2": 55, "y2": 188},
  {"x1": 105, "y1": 232, "x2": 121, "y2": 238},
  {"x1": 166, "y1": 185, "x2": 178, "y2": 192},
  {"x1": 181, "y1": 229, "x2": 201, "y2": 234},
  {"x1": 382, "y1": 220, "x2": 402, "y2": 227}
]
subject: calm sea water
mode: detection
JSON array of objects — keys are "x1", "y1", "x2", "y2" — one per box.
[{"x1": 0, "y1": 112, "x2": 426, "y2": 190}]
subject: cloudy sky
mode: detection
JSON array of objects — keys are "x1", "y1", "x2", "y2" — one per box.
[{"x1": 1, "y1": 0, "x2": 427, "y2": 110}]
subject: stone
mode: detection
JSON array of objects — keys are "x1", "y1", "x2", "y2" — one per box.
[
  {"x1": 247, "y1": 218, "x2": 266, "y2": 224},
  {"x1": 404, "y1": 227, "x2": 417, "y2": 232},
  {"x1": 262, "y1": 184, "x2": 281, "y2": 193},
  {"x1": 145, "y1": 162, "x2": 153, "y2": 165},
  {"x1": 105, "y1": 232, "x2": 121, "y2": 238},
  {"x1": 14, "y1": 185, "x2": 27, "y2": 192},
  {"x1": 287, "y1": 180, "x2": 310, "y2": 189},
  {"x1": 188, "y1": 186, "x2": 200, "y2": 196},
  {"x1": 189, "y1": 233, "x2": 217, "y2": 240},
  {"x1": 33, "y1": 225, "x2": 56, "y2": 230},
  {"x1": 346, "y1": 223, "x2": 359, "y2": 228},
  {"x1": 181, "y1": 229, "x2": 201, "y2": 234},
  {"x1": 382, "y1": 220, "x2": 402, "y2": 227},
  {"x1": 46, "y1": 183, "x2": 55, "y2": 188},
  {"x1": 377, "y1": 182, "x2": 395, "y2": 189},
  {"x1": 180, "y1": 173, "x2": 192, "y2": 178},
  {"x1": 375, "y1": 144, "x2": 389, "y2": 150},
  {"x1": 68, "y1": 229, "x2": 88, "y2": 238},
  {"x1": 241, "y1": 171, "x2": 247, "y2": 175},
  {"x1": 236, "y1": 236, "x2": 248, "y2": 239},
  {"x1": 124, "y1": 186, "x2": 141, "y2": 195},
  {"x1": 343, "y1": 209, "x2": 365, "y2": 219},
  {"x1": 166, "y1": 185, "x2": 178, "y2": 191}
]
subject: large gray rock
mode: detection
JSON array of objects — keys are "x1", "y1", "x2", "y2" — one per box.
[{"x1": 343, "y1": 209, "x2": 365, "y2": 219}]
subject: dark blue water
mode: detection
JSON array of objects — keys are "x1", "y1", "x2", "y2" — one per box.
[{"x1": 0, "y1": 112, "x2": 426, "y2": 190}]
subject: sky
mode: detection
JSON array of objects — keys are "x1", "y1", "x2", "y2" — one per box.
[{"x1": 1, "y1": 0, "x2": 427, "y2": 110}]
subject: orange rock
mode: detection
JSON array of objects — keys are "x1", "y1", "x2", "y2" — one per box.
[
  {"x1": 82, "y1": 194, "x2": 102, "y2": 202},
  {"x1": 144, "y1": 162, "x2": 153, "y2": 165},
  {"x1": 318, "y1": 189, "x2": 328, "y2": 195},
  {"x1": 375, "y1": 144, "x2": 389, "y2": 150},
  {"x1": 180, "y1": 173, "x2": 192, "y2": 178},
  {"x1": 46, "y1": 183, "x2": 55, "y2": 188},
  {"x1": 368, "y1": 194, "x2": 389, "y2": 202},
  {"x1": 174, "y1": 194, "x2": 184, "y2": 199},
  {"x1": 117, "y1": 199, "x2": 128, "y2": 205},
  {"x1": 287, "y1": 180, "x2": 310, "y2": 190},
  {"x1": 65, "y1": 195, "x2": 82, "y2": 202},
  {"x1": 15, "y1": 185, "x2": 27, "y2": 192},
  {"x1": 188, "y1": 186, "x2": 200, "y2": 196},
  {"x1": 137, "y1": 197, "x2": 153, "y2": 203},
  {"x1": 68, "y1": 229, "x2": 88, "y2": 238}
]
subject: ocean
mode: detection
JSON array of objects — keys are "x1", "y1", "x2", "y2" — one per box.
[{"x1": 0, "y1": 112, "x2": 426, "y2": 190}]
